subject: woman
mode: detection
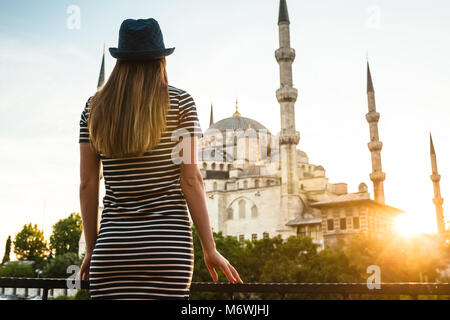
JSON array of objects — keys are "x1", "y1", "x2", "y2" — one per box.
[{"x1": 78, "y1": 18, "x2": 242, "y2": 299}]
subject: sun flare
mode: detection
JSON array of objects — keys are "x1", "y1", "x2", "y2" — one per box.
[{"x1": 394, "y1": 214, "x2": 425, "y2": 237}]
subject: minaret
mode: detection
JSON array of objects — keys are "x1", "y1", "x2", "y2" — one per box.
[
  {"x1": 97, "y1": 45, "x2": 106, "y2": 89},
  {"x1": 430, "y1": 133, "x2": 446, "y2": 233},
  {"x1": 275, "y1": 0, "x2": 301, "y2": 232},
  {"x1": 209, "y1": 103, "x2": 214, "y2": 126},
  {"x1": 366, "y1": 62, "x2": 386, "y2": 204}
]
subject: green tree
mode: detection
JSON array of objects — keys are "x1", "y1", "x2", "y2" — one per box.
[
  {"x1": 191, "y1": 226, "x2": 246, "y2": 299},
  {"x1": 0, "y1": 261, "x2": 35, "y2": 277},
  {"x1": 13, "y1": 223, "x2": 48, "y2": 268},
  {"x1": 49, "y1": 212, "x2": 82, "y2": 257},
  {"x1": 42, "y1": 252, "x2": 81, "y2": 278},
  {"x1": 1, "y1": 235, "x2": 11, "y2": 264}
]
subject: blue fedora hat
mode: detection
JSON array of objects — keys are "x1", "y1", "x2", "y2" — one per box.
[{"x1": 109, "y1": 18, "x2": 175, "y2": 60}]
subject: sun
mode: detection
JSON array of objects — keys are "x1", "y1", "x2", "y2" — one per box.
[{"x1": 394, "y1": 213, "x2": 425, "y2": 237}]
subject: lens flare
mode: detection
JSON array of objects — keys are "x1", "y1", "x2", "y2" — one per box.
[{"x1": 394, "y1": 213, "x2": 424, "y2": 237}]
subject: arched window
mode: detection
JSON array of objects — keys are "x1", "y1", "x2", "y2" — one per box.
[
  {"x1": 213, "y1": 182, "x2": 217, "y2": 191},
  {"x1": 243, "y1": 181, "x2": 248, "y2": 189},
  {"x1": 228, "y1": 164, "x2": 233, "y2": 171},
  {"x1": 203, "y1": 162, "x2": 207, "y2": 170},
  {"x1": 220, "y1": 163, "x2": 224, "y2": 170},
  {"x1": 251, "y1": 205, "x2": 258, "y2": 218},
  {"x1": 255, "y1": 179, "x2": 259, "y2": 188},
  {"x1": 212, "y1": 163, "x2": 216, "y2": 170},
  {"x1": 239, "y1": 199, "x2": 245, "y2": 219},
  {"x1": 227, "y1": 207, "x2": 233, "y2": 220},
  {"x1": 266, "y1": 180, "x2": 271, "y2": 187}
]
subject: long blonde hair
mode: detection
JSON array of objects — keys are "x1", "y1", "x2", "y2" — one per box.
[{"x1": 88, "y1": 58, "x2": 170, "y2": 158}]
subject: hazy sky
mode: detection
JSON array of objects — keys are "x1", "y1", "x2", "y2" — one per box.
[{"x1": 0, "y1": 0, "x2": 449, "y2": 259}]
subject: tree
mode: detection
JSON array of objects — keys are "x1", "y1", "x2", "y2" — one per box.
[
  {"x1": 191, "y1": 226, "x2": 246, "y2": 299},
  {"x1": 42, "y1": 252, "x2": 81, "y2": 278},
  {"x1": 13, "y1": 223, "x2": 48, "y2": 268},
  {"x1": 1, "y1": 235, "x2": 11, "y2": 264},
  {"x1": 49, "y1": 212, "x2": 82, "y2": 257}
]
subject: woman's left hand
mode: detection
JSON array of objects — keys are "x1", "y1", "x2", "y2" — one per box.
[{"x1": 203, "y1": 249, "x2": 243, "y2": 284}]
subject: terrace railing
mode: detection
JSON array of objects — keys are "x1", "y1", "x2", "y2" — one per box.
[{"x1": 1, "y1": 278, "x2": 450, "y2": 300}]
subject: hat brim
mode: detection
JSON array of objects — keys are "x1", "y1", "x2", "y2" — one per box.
[{"x1": 109, "y1": 47, "x2": 175, "y2": 60}]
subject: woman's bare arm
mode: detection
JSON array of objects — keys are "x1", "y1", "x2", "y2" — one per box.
[
  {"x1": 79, "y1": 143, "x2": 101, "y2": 255},
  {"x1": 180, "y1": 162, "x2": 216, "y2": 254},
  {"x1": 179, "y1": 136, "x2": 242, "y2": 283}
]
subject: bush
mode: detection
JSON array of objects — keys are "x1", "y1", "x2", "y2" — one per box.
[
  {"x1": 73, "y1": 289, "x2": 91, "y2": 300},
  {"x1": 0, "y1": 261, "x2": 35, "y2": 278}
]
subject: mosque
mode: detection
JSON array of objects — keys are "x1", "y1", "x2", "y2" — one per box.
[{"x1": 79, "y1": 0, "x2": 448, "y2": 256}]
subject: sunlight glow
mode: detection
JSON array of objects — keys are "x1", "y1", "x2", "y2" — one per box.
[{"x1": 394, "y1": 213, "x2": 426, "y2": 237}]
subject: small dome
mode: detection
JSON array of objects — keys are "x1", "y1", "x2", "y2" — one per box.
[
  {"x1": 297, "y1": 149, "x2": 309, "y2": 164},
  {"x1": 358, "y1": 182, "x2": 368, "y2": 193}
]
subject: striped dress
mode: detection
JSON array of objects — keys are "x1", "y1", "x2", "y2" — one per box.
[{"x1": 79, "y1": 85, "x2": 202, "y2": 300}]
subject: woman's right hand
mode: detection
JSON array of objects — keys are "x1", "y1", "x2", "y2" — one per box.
[
  {"x1": 77, "y1": 251, "x2": 92, "y2": 282},
  {"x1": 203, "y1": 249, "x2": 243, "y2": 284}
]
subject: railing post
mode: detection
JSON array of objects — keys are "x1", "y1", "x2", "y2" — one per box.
[{"x1": 42, "y1": 288, "x2": 48, "y2": 300}]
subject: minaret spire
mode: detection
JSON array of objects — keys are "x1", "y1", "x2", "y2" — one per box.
[
  {"x1": 367, "y1": 62, "x2": 374, "y2": 93},
  {"x1": 429, "y1": 132, "x2": 446, "y2": 233},
  {"x1": 278, "y1": 0, "x2": 290, "y2": 24},
  {"x1": 97, "y1": 44, "x2": 106, "y2": 89},
  {"x1": 209, "y1": 103, "x2": 214, "y2": 126},
  {"x1": 275, "y1": 0, "x2": 301, "y2": 233},
  {"x1": 366, "y1": 61, "x2": 386, "y2": 204}
]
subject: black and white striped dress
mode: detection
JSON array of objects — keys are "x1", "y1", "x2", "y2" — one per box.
[{"x1": 79, "y1": 85, "x2": 202, "y2": 300}]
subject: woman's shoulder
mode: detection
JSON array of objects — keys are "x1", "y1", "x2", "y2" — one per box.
[{"x1": 168, "y1": 85, "x2": 192, "y2": 100}]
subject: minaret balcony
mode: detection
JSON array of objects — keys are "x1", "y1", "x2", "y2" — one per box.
[
  {"x1": 369, "y1": 171, "x2": 386, "y2": 182},
  {"x1": 275, "y1": 47, "x2": 296, "y2": 62},
  {"x1": 279, "y1": 130, "x2": 300, "y2": 145},
  {"x1": 433, "y1": 197, "x2": 444, "y2": 206},
  {"x1": 365, "y1": 112, "x2": 380, "y2": 123},
  {"x1": 367, "y1": 141, "x2": 383, "y2": 151},
  {"x1": 276, "y1": 86, "x2": 298, "y2": 103},
  {"x1": 430, "y1": 173, "x2": 441, "y2": 182}
]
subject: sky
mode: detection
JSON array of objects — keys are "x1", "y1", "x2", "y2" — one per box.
[{"x1": 0, "y1": 0, "x2": 449, "y2": 259}]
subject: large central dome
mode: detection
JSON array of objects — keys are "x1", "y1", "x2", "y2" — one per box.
[{"x1": 208, "y1": 116, "x2": 270, "y2": 133}]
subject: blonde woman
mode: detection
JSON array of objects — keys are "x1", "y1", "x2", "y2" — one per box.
[{"x1": 78, "y1": 18, "x2": 242, "y2": 300}]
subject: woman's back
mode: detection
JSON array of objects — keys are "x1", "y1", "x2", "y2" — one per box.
[
  {"x1": 80, "y1": 85, "x2": 202, "y2": 219},
  {"x1": 79, "y1": 85, "x2": 202, "y2": 299}
]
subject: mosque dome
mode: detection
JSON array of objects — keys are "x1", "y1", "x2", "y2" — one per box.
[
  {"x1": 206, "y1": 98, "x2": 271, "y2": 134},
  {"x1": 208, "y1": 116, "x2": 270, "y2": 133}
]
